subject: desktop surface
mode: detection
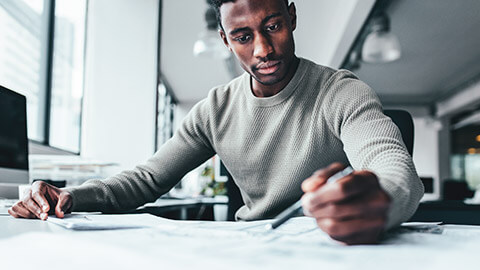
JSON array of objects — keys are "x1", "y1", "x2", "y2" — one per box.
[{"x1": 1, "y1": 213, "x2": 480, "y2": 269}]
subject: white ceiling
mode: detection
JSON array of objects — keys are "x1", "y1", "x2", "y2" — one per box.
[
  {"x1": 160, "y1": 0, "x2": 375, "y2": 104},
  {"x1": 353, "y1": 0, "x2": 480, "y2": 106}
]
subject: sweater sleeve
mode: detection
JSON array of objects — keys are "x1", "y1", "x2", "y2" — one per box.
[
  {"x1": 64, "y1": 100, "x2": 216, "y2": 213},
  {"x1": 322, "y1": 70, "x2": 424, "y2": 229}
]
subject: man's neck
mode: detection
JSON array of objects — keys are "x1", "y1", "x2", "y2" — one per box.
[{"x1": 251, "y1": 57, "x2": 300, "y2": 97}]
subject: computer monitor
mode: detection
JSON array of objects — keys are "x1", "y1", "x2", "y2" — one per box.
[{"x1": 0, "y1": 85, "x2": 29, "y2": 199}]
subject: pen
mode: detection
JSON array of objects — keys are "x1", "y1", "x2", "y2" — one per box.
[{"x1": 265, "y1": 166, "x2": 354, "y2": 230}]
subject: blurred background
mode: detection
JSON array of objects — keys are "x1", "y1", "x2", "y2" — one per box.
[{"x1": 1, "y1": 0, "x2": 480, "y2": 213}]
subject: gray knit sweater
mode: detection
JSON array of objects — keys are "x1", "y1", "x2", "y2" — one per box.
[{"x1": 66, "y1": 58, "x2": 423, "y2": 229}]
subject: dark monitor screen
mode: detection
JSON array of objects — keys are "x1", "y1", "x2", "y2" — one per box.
[{"x1": 0, "y1": 85, "x2": 29, "y2": 171}]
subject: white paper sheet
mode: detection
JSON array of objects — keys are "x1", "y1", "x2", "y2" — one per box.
[{"x1": 47, "y1": 213, "x2": 157, "y2": 230}]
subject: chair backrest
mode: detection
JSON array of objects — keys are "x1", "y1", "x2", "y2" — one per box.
[{"x1": 383, "y1": 109, "x2": 414, "y2": 156}]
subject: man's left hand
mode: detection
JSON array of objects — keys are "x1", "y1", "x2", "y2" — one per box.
[{"x1": 301, "y1": 163, "x2": 390, "y2": 245}]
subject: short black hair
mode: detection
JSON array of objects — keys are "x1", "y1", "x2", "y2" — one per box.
[{"x1": 210, "y1": 0, "x2": 289, "y2": 30}]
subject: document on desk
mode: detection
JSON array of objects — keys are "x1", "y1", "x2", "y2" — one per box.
[{"x1": 47, "y1": 213, "x2": 158, "y2": 230}]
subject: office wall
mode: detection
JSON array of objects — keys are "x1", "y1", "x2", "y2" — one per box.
[
  {"x1": 174, "y1": 102, "x2": 197, "y2": 132},
  {"x1": 294, "y1": 0, "x2": 375, "y2": 68},
  {"x1": 81, "y1": 0, "x2": 159, "y2": 172},
  {"x1": 412, "y1": 116, "x2": 441, "y2": 199}
]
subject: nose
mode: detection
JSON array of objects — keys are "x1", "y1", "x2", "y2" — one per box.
[{"x1": 253, "y1": 33, "x2": 274, "y2": 60}]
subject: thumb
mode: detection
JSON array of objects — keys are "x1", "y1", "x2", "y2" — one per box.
[
  {"x1": 55, "y1": 192, "x2": 73, "y2": 218},
  {"x1": 301, "y1": 175, "x2": 327, "y2": 192},
  {"x1": 302, "y1": 163, "x2": 346, "y2": 192}
]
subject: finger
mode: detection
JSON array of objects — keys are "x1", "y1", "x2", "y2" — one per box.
[
  {"x1": 23, "y1": 195, "x2": 48, "y2": 220},
  {"x1": 302, "y1": 163, "x2": 345, "y2": 192},
  {"x1": 9, "y1": 202, "x2": 36, "y2": 219},
  {"x1": 316, "y1": 216, "x2": 386, "y2": 243},
  {"x1": 308, "y1": 192, "x2": 389, "y2": 220},
  {"x1": 333, "y1": 228, "x2": 383, "y2": 245},
  {"x1": 304, "y1": 170, "x2": 378, "y2": 208},
  {"x1": 55, "y1": 192, "x2": 73, "y2": 218},
  {"x1": 31, "y1": 182, "x2": 51, "y2": 213},
  {"x1": 7, "y1": 208, "x2": 20, "y2": 218}
]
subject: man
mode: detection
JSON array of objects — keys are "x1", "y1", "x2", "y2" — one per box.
[{"x1": 9, "y1": 0, "x2": 423, "y2": 245}]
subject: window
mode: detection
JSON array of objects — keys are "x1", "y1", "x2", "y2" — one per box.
[
  {"x1": 156, "y1": 77, "x2": 176, "y2": 150},
  {"x1": 0, "y1": 0, "x2": 47, "y2": 142},
  {"x1": 49, "y1": 0, "x2": 87, "y2": 152},
  {"x1": 0, "y1": 0, "x2": 87, "y2": 153},
  {"x1": 450, "y1": 117, "x2": 480, "y2": 190}
]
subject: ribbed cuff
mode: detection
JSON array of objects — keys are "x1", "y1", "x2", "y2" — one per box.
[
  {"x1": 64, "y1": 179, "x2": 106, "y2": 212},
  {"x1": 377, "y1": 176, "x2": 417, "y2": 230}
]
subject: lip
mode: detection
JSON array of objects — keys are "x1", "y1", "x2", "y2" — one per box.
[{"x1": 256, "y1": 60, "x2": 281, "y2": 75}]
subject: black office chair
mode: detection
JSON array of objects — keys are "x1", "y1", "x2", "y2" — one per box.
[
  {"x1": 226, "y1": 109, "x2": 415, "y2": 220},
  {"x1": 383, "y1": 109, "x2": 414, "y2": 156},
  {"x1": 442, "y1": 180, "x2": 475, "y2": 201}
]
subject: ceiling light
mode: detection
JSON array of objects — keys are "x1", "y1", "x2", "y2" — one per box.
[
  {"x1": 193, "y1": 6, "x2": 230, "y2": 59},
  {"x1": 361, "y1": 13, "x2": 401, "y2": 63}
]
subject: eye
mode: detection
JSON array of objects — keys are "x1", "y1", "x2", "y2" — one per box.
[
  {"x1": 234, "y1": 35, "x2": 251, "y2": 44},
  {"x1": 266, "y1": 23, "x2": 280, "y2": 32}
]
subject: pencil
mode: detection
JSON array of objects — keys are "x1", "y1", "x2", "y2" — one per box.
[{"x1": 265, "y1": 166, "x2": 354, "y2": 230}]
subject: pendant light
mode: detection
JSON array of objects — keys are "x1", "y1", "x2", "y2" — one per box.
[
  {"x1": 193, "y1": 5, "x2": 230, "y2": 59},
  {"x1": 361, "y1": 13, "x2": 401, "y2": 63}
]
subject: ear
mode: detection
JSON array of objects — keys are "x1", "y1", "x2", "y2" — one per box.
[
  {"x1": 219, "y1": 29, "x2": 233, "y2": 51},
  {"x1": 288, "y1": 3, "x2": 297, "y2": 31}
]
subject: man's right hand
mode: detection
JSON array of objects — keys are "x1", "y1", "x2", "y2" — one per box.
[{"x1": 8, "y1": 181, "x2": 73, "y2": 220}]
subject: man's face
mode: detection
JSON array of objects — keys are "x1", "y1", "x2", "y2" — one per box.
[{"x1": 219, "y1": 0, "x2": 297, "y2": 86}]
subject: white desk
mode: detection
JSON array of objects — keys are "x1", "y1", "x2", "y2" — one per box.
[{"x1": 1, "y1": 212, "x2": 479, "y2": 270}]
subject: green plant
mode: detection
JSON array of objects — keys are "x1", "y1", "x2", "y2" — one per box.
[{"x1": 199, "y1": 165, "x2": 227, "y2": 196}]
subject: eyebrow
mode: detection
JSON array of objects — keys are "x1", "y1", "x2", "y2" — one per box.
[{"x1": 228, "y1": 12, "x2": 283, "y2": 36}]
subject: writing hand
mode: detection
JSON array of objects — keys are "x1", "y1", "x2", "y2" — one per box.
[
  {"x1": 8, "y1": 181, "x2": 73, "y2": 220},
  {"x1": 301, "y1": 163, "x2": 390, "y2": 245}
]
